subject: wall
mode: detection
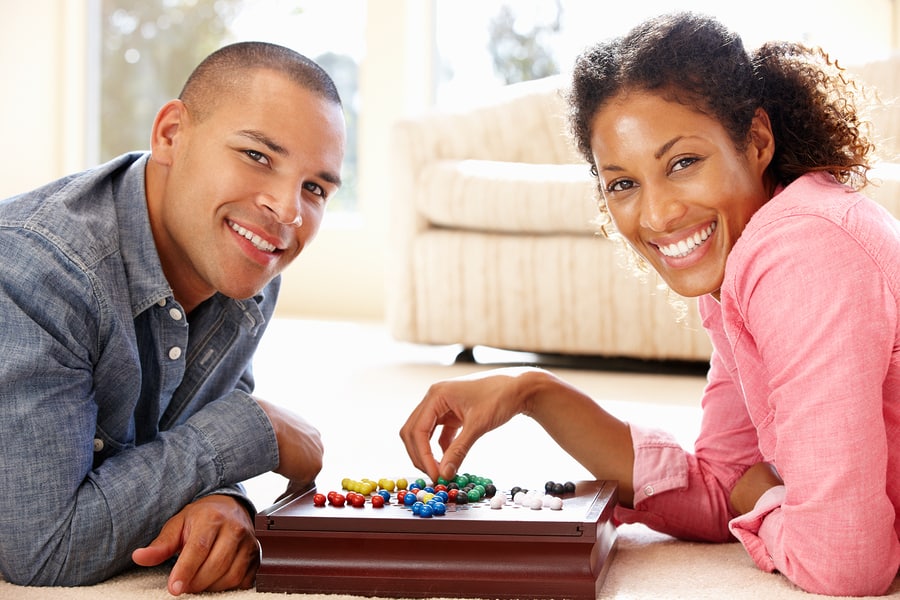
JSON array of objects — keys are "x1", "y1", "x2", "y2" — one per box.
[
  {"x1": 1, "y1": 1, "x2": 89, "y2": 198},
  {"x1": 273, "y1": 1, "x2": 434, "y2": 319},
  {"x1": 0, "y1": 0, "x2": 433, "y2": 322}
]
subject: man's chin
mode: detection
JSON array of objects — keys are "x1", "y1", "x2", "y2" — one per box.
[{"x1": 220, "y1": 282, "x2": 271, "y2": 302}]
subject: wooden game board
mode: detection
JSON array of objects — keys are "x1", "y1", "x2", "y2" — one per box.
[{"x1": 255, "y1": 479, "x2": 618, "y2": 599}]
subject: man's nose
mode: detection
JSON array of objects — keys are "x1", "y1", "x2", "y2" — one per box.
[{"x1": 260, "y1": 189, "x2": 303, "y2": 227}]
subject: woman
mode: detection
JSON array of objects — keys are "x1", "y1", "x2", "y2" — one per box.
[{"x1": 400, "y1": 12, "x2": 899, "y2": 596}]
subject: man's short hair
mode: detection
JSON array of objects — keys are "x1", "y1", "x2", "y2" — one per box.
[{"x1": 179, "y1": 41, "x2": 342, "y2": 121}]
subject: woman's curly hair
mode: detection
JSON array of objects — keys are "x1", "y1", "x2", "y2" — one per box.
[{"x1": 565, "y1": 11, "x2": 876, "y2": 240}]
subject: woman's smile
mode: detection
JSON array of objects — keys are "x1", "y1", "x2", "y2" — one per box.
[{"x1": 654, "y1": 221, "x2": 717, "y2": 259}]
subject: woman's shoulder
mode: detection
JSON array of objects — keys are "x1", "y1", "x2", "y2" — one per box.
[
  {"x1": 739, "y1": 171, "x2": 897, "y2": 251},
  {"x1": 764, "y1": 172, "x2": 873, "y2": 218},
  {"x1": 724, "y1": 171, "x2": 900, "y2": 301}
]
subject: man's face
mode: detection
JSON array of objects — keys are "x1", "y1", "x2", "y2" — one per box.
[{"x1": 149, "y1": 69, "x2": 346, "y2": 312}]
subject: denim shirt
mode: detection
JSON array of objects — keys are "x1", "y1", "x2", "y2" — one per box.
[{"x1": 0, "y1": 153, "x2": 280, "y2": 586}]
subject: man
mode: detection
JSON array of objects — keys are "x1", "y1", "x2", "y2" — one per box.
[{"x1": 0, "y1": 42, "x2": 345, "y2": 595}]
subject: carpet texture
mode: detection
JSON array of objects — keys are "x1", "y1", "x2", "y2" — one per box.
[
  {"x1": 4, "y1": 523, "x2": 899, "y2": 599},
  {"x1": 3, "y1": 319, "x2": 897, "y2": 598}
]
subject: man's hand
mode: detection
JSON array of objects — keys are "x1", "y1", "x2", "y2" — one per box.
[
  {"x1": 255, "y1": 398, "x2": 324, "y2": 495},
  {"x1": 131, "y1": 494, "x2": 259, "y2": 596}
]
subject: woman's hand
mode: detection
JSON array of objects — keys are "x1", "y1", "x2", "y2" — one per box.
[
  {"x1": 401, "y1": 366, "x2": 636, "y2": 504},
  {"x1": 730, "y1": 462, "x2": 784, "y2": 515},
  {"x1": 399, "y1": 367, "x2": 542, "y2": 482}
]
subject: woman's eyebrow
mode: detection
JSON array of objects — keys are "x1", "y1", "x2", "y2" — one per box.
[
  {"x1": 598, "y1": 135, "x2": 688, "y2": 173},
  {"x1": 655, "y1": 136, "x2": 683, "y2": 160}
]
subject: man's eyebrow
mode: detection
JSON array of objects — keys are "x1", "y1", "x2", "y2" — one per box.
[
  {"x1": 237, "y1": 129, "x2": 289, "y2": 156},
  {"x1": 238, "y1": 128, "x2": 342, "y2": 188},
  {"x1": 319, "y1": 170, "x2": 342, "y2": 188}
]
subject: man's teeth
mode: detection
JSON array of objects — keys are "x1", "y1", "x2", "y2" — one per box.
[
  {"x1": 658, "y1": 222, "x2": 716, "y2": 258},
  {"x1": 229, "y1": 221, "x2": 277, "y2": 253}
]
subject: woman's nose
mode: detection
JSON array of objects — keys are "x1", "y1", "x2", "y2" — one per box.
[{"x1": 640, "y1": 187, "x2": 685, "y2": 232}]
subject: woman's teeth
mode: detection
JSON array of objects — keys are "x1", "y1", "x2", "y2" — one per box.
[
  {"x1": 229, "y1": 221, "x2": 276, "y2": 253},
  {"x1": 658, "y1": 222, "x2": 716, "y2": 258}
]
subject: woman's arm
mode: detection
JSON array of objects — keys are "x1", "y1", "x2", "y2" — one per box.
[
  {"x1": 400, "y1": 367, "x2": 637, "y2": 503},
  {"x1": 724, "y1": 206, "x2": 900, "y2": 596}
]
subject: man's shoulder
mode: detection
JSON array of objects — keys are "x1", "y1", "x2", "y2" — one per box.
[{"x1": 0, "y1": 153, "x2": 148, "y2": 265}]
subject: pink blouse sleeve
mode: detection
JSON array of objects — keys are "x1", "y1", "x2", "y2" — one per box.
[
  {"x1": 613, "y1": 295, "x2": 764, "y2": 541},
  {"x1": 722, "y1": 209, "x2": 899, "y2": 596}
]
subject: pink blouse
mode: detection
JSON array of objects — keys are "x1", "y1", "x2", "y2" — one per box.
[{"x1": 613, "y1": 172, "x2": 900, "y2": 596}]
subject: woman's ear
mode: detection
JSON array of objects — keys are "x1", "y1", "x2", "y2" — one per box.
[
  {"x1": 748, "y1": 107, "x2": 775, "y2": 175},
  {"x1": 149, "y1": 99, "x2": 189, "y2": 166}
]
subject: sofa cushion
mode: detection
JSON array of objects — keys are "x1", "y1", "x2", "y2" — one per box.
[{"x1": 416, "y1": 159, "x2": 601, "y2": 235}]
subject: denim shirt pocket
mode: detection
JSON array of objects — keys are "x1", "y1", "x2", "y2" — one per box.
[{"x1": 90, "y1": 425, "x2": 133, "y2": 469}]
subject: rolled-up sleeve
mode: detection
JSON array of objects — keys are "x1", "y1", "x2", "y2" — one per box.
[
  {"x1": 627, "y1": 426, "x2": 690, "y2": 506},
  {"x1": 613, "y1": 297, "x2": 764, "y2": 541}
]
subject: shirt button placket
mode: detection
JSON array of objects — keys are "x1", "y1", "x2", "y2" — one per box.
[{"x1": 167, "y1": 304, "x2": 184, "y2": 361}]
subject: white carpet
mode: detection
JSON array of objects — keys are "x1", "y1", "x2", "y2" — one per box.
[
  {"x1": 5, "y1": 524, "x2": 898, "y2": 599},
  {"x1": 2, "y1": 319, "x2": 898, "y2": 599}
]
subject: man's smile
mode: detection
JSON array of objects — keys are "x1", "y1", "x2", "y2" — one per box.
[{"x1": 228, "y1": 219, "x2": 279, "y2": 253}]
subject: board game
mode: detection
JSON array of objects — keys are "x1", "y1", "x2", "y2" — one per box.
[{"x1": 255, "y1": 477, "x2": 618, "y2": 599}]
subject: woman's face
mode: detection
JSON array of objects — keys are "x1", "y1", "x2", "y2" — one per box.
[{"x1": 589, "y1": 90, "x2": 774, "y2": 298}]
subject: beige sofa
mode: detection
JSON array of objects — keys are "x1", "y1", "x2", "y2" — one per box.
[{"x1": 386, "y1": 56, "x2": 900, "y2": 362}]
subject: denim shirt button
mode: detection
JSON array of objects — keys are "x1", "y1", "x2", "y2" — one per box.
[
  {"x1": 168, "y1": 346, "x2": 182, "y2": 360},
  {"x1": 157, "y1": 298, "x2": 167, "y2": 307},
  {"x1": 93, "y1": 438, "x2": 104, "y2": 452},
  {"x1": 168, "y1": 308, "x2": 183, "y2": 321}
]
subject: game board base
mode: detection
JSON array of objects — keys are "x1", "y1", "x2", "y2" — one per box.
[{"x1": 256, "y1": 480, "x2": 618, "y2": 599}]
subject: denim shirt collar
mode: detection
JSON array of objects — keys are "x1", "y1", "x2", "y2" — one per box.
[{"x1": 119, "y1": 152, "x2": 267, "y2": 335}]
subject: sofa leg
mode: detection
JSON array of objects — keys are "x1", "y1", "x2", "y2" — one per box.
[{"x1": 454, "y1": 347, "x2": 476, "y2": 364}]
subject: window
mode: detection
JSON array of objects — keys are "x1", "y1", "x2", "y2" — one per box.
[
  {"x1": 99, "y1": 0, "x2": 363, "y2": 212},
  {"x1": 435, "y1": 0, "x2": 896, "y2": 107}
]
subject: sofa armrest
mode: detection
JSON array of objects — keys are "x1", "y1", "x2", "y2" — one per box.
[{"x1": 387, "y1": 76, "x2": 589, "y2": 340}]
